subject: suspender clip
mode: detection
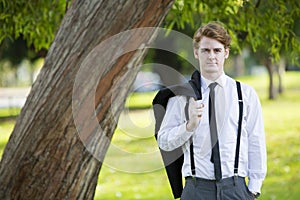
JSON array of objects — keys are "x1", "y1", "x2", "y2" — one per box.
[
  {"x1": 233, "y1": 168, "x2": 238, "y2": 186},
  {"x1": 234, "y1": 168, "x2": 238, "y2": 177},
  {"x1": 233, "y1": 173, "x2": 238, "y2": 186}
]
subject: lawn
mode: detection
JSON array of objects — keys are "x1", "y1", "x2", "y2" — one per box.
[{"x1": 1, "y1": 71, "x2": 300, "y2": 199}]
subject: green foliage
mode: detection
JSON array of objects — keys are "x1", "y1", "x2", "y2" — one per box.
[
  {"x1": 166, "y1": 0, "x2": 300, "y2": 64},
  {"x1": 0, "y1": 0, "x2": 66, "y2": 50},
  {"x1": 166, "y1": 0, "x2": 243, "y2": 29},
  {"x1": 1, "y1": 0, "x2": 299, "y2": 66},
  {"x1": 237, "y1": 0, "x2": 300, "y2": 65}
]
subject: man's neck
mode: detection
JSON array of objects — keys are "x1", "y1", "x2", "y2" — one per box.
[{"x1": 201, "y1": 71, "x2": 224, "y2": 81}]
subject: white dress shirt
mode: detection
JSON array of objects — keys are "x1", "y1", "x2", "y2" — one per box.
[{"x1": 157, "y1": 74, "x2": 267, "y2": 193}]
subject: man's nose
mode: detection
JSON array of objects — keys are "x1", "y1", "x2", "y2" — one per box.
[{"x1": 208, "y1": 51, "x2": 216, "y2": 59}]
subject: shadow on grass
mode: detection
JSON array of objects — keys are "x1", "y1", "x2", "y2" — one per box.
[{"x1": 0, "y1": 115, "x2": 18, "y2": 123}]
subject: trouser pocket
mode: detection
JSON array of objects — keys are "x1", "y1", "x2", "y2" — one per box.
[
  {"x1": 220, "y1": 178, "x2": 254, "y2": 200},
  {"x1": 180, "y1": 179, "x2": 196, "y2": 200}
]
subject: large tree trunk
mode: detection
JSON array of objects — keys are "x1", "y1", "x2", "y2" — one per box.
[{"x1": 0, "y1": 0, "x2": 173, "y2": 199}]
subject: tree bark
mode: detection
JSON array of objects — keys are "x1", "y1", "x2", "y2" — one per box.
[
  {"x1": 265, "y1": 57, "x2": 276, "y2": 99},
  {"x1": 277, "y1": 57, "x2": 285, "y2": 94},
  {"x1": 233, "y1": 54, "x2": 245, "y2": 77},
  {"x1": 0, "y1": 0, "x2": 173, "y2": 199}
]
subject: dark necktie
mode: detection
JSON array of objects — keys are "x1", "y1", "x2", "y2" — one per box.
[{"x1": 209, "y1": 82, "x2": 222, "y2": 181}]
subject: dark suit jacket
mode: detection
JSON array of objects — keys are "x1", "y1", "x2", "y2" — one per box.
[{"x1": 152, "y1": 71, "x2": 202, "y2": 199}]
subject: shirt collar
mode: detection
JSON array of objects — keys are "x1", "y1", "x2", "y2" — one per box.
[{"x1": 201, "y1": 73, "x2": 226, "y2": 89}]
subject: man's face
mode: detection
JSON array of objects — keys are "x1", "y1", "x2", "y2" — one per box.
[{"x1": 194, "y1": 36, "x2": 229, "y2": 80}]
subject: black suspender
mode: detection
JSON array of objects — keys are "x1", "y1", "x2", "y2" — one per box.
[
  {"x1": 187, "y1": 81, "x2": 243, "y2": 178},
  {"x1": 190, "y1": 140, "x2": 196, "y2": 176},
  {"x1": 234, "y1": 81, "x2": 243, "y2": 176},
  {"x1": 184, "y1": 98, "x2": 196, "y2": 176},
  {"x1": 186, "y1": 79, "x2": 202, "y2": 176}
]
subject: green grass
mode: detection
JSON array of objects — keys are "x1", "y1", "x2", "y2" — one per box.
[
  {"x1": 0, "y1": 119, "x2": 15, "y2": 156},
  {"x1": 125, "y1": 91, "x2": 157, "y2": 109},
  {"x1": 0, "y1": 107, "x2": 21, "y2": 118},
  {"x1": 1, "y1": 71, "x2": 300, "y2": 199},
  {"x1": 256, "y1": 74, "x2": 300, "y2": 199}
]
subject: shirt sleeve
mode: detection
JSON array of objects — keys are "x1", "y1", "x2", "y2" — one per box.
[
  {"x1": 246, "y1": 87, "x2": 267, "y2": 193},
  {"x1": 157, "y1": 96, "x2": 194, "y2": 151}
]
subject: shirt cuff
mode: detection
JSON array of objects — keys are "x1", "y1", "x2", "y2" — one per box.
[
  {"x1": 181, "y1": 122, "x2": 194, "y2": 137},
  {"x1": 185, "y1": 121, "x2": 196, "y2": 133},
  {"x1": 248, "y1": 179, "x2": 263, "y2": 193}
]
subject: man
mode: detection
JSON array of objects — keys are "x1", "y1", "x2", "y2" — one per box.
[{"x1": 157, "y1": 22, "x2": 267, "y2": 199}]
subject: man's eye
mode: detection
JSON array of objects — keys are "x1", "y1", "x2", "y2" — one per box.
[
  {"x1": 201, "y1": 49, "x2": 210, "y2": 53},
  {"x1": 214, "y1": 49, "x2": 222, "y2": 53}
]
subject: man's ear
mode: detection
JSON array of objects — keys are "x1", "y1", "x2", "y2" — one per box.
[
  {"x1": 224, "y1": 48, "x2": 230, "y2": 59},
  {"x1": 194, "y1": 48, "x2": 199, "y2": 59}
]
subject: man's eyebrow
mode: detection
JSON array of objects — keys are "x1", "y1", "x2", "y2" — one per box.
[{"x1": 200, "y1": 47, "x2": 223, "y2": 50}]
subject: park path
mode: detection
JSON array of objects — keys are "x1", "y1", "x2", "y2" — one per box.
[{"x1": 0, "y1": 87, "x2": 30, "y2": 108}]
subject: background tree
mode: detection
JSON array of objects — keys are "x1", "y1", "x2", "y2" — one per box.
[
  {"x1": 230, "y1": 0, "x2": 300, "y2": 99},
  {"x1": 165, "y1": 0, "x2": 300, "y2": 99},
  {"x1": 0, "y1": 0, "x2": 173, "y2": 199},
  {"x1": 0, "y1": 0, "x2": 65, "y2": 86},
  {"x1": 0, "y1": 0, "x2": 66, "y2": 50}
]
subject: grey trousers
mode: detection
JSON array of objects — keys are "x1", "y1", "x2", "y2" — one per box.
[{"x1": 180, "y1": 176, "x2": 255, "y2": 200}]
